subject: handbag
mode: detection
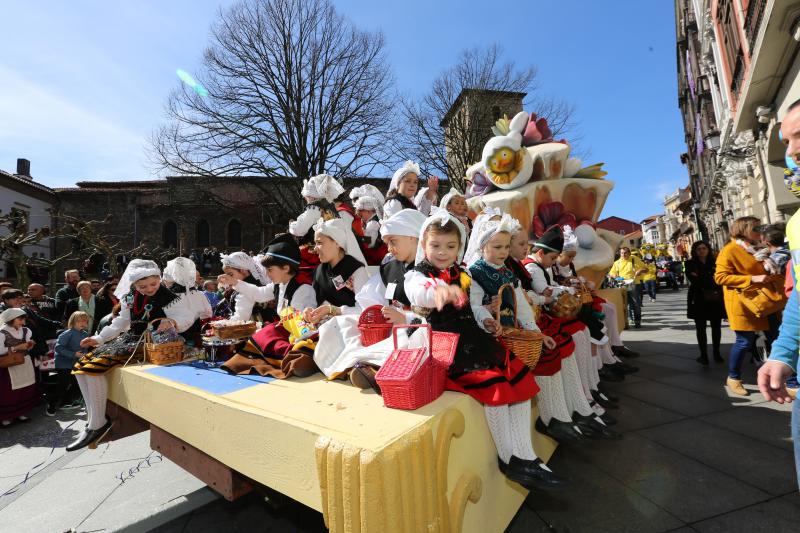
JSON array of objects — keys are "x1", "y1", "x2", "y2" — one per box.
[
  {"x1": 0, "y1": 329, "x2": 28, "y2": 368},
  {"x1": 701, "y1": 287, "x2": 722, "y2": 303},
  {"x1": 737, "y1": 281, "x2": 786, "y2": 318}
]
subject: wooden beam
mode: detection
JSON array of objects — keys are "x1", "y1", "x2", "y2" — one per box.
[
  {"x1": 102, "y1": 401, "x2": 150, "y2": 442},
  {"x1": 150, "y1": 425, "x2": 254, "y2": 502}
]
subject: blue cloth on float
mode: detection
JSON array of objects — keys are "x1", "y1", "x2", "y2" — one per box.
[{"x1": 145, "y1": 361, "x2": 275, "y2": 394}]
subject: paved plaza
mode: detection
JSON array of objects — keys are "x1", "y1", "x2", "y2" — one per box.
[{"x1": 0, "y1": 289, "x2": 797, "y2": 532}]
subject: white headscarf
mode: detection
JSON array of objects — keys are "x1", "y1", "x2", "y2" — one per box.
[
  {"x1": 301, "y1": 174, "x2": 345, "y2": 203},
  {"x1": 0, "y1": 308, "x2": 26, "y2": 327},
  {"x1": 390, "y1": 160, "x2": 421, "y2": 191},
  {"x1": 415, "y1": 208, "x2": 467, "y2": 265},
  {"x1": 115, "y1": 259, "x2": 161, "y2": 300},
  {"x1": 349, "y1": 184, "x2": 385, "y2": 213},
  {"x1": 354, "y1": 195, "x2": 383, "y2": 215},
  {"x1": 463, "y1": 206, "x2": 503, "y2": 268},
  {"x1": 464, "y1": 214, "x2": 519, "y2": 267},
  {"x1": 562, "y1": 225, "x2": 579, "y2": 253},
  {"x1": 163, "y1": 257, "x2": 199, "y2": 288},
  {"x1": 439, "y1": 188, "x2": 464, "y2": 209},
  {"x1": 314, "y1": 218, "x2": 368, "y2": 266},
  {"x1": 381, "y1": 209, "x2": 427, "y2": 239},
  {"x1": 220, "y1": 251, "x2": 270, "y2": 286}
]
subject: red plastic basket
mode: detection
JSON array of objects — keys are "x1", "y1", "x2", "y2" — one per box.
[
  {"x1": 376, "y1": 324, "x2": 459, "y2": 410},
  {"x1": 358, "y1": 305, "x2": 393, "y2": 346}
]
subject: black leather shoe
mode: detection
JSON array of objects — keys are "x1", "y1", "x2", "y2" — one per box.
[
  {"x1": 599, "y1": 367, "x2": 624, "y2": 382},
  {"x1": 498, "y1": 456, "x2": 569, "y2": 491},
  {"x1": 591, "y1": 390, "x2": 618, "y2": 409},
  {"x1": 595, "y1": 384, "x2": 619, "y2": 402},
  {"x1": 66, "y1": 418, "x2": 112, "y2": 452},
  {"x1": 578, "y1": 415, "x2": 622, "y2": 440},
  {"x1": 612, "y1": 345, "x2": 640, "y2": 358},
  {"x1": 696, "y1": 355, "x2": 709, "y2": 366},
  {"x1": 599, "y1": 411, "x2": 617, "y2": 425},
  {"x1": 535, "y1": 417, "x2": 585, "y2": 444},
  {"x1": 713, "y1": 353, "x2": 724, "y2": 363},
  {"x1": 609, "y1": 362, "x2": 639, "y2": 374},
  {"x1": 572, "y1": 413, "x2": 600, "y2": 438}
]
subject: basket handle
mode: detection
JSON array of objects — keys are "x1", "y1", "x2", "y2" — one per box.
[
  {"x1": 392, "y1": 323, "x2": 432, "y2": 352},
  {"x1": 145, "y1": 317, "x2": 178, "y2": 343},
  {"x1": 495, "y1": 283, "x2": 519, "y2": 329}
]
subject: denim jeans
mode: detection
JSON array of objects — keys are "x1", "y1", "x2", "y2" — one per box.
[
  {"x1": 794, "y1": 399, "x2": 800, "y2": 490},
  {"x1": 729, "y1": 325, "x2": 780, "y2": 379},
  {"x1": 644, "y1": 280, "x2": 657, "y2": 300},
  {"x1": 627, "y1": 284, "x2": 642, "y2": 324}
]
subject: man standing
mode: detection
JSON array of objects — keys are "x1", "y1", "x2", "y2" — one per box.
[
  {"x1": 27, "y1": 283, "x2": 59, "y2": 322},
  {"x1": 758, "y1": 98, "x2": 800, "y2": 489},
  {"x1": 609, "y1": 247, "x2": 648, "y2": 328},
  {"x1": 55, "y1": 269, "x2": 80, "y2": 321}
]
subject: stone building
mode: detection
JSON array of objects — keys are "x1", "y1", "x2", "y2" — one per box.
[
  {"x1": 52, "y1": 175, "x2": 390, "y2": 269},
  {"x1": 675, "y1": 0, "x2": 800, "y2": 251},
  {"x1": 663, "y1": 186, "x2": 696, "y2": 257},
  {"x1": 596, "y1": 216, "x2": 641, "y2": 237}
]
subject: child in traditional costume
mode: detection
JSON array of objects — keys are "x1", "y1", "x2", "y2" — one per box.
[
  {"x1": 69, "y1": 259, "x2": 197, "y2": 451},
  {"x1": 314, "y1": 209, "x2": 427, "y2": 386},
  {"x1": 218, "y1": 234, "x2": 317, "y2": 366},
  {"x1": 219, "y1": 252, "x2": 272, "y2": 323},
  {"x1": 383, "y1": 160, "x2": 438, "y2": 219},
  {"x1": 289, "y1": 174, "x2": 345, "y2": 239},
  {"x1": 0, "y1": 308, "x2": 39, "y2": 427},
  {"x1": 524, "y1": 227, "x2": 620, "y2": 441},
  {"x1": 404, "y1": 209, "x2": 566, "y2": 491},
  {"x1": 350, "y1": 184, "x2": 388, "y2": 265},
  {"x1": 440, "y1": 188, "x2": 472, "y2": 238},
  {"x1": 163, "y1": 257, "x2": 213, "y2": 344}
]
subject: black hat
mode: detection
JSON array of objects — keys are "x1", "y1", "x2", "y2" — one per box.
[
  {"x1": 533, "y1": 226, "x2": 564, "y2": 254},
  {"x1": 264, "y1": 233, "x2": 301, "y2": 265}
]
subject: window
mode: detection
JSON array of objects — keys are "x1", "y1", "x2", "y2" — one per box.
[
  {"x1": 162, "y1": 220, "x2": 178, "y2": 248},
  {"x1": 717, "y1": 0, "x2": 744, "y2": 94},
  {"x1": 227, "y1": 219, "x2": 242, "y2": 248},
  {"x1": 196, "y1": 219, "x2": 210, "y2": 247}
]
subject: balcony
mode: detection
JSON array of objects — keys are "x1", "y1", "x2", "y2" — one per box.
[
  {"x1": 744, "y1": 0, "x2": 768, "y2": 54},
  {"x1": 731, "y1": 54, "x2": 746, "y2": 100}
]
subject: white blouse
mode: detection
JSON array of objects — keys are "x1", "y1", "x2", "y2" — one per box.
[
  {"x1": 356, "y1": 271, "x2": 417, "y2": 324},
  {"x1": 468, "y1": 262, "x2": 539, "y2": 333},
  {"x1": 383, "y1": 187, "x2": 437, "y2": 220},
  {"x1": 289, "y1": 205, "x2": 322, "y2": 237},
  {"x1": 91, "y1": 296, "x2": 197, "y2": 346},
  {"x1": 233, "y1": 279, "x2": 318, "y2": 315}
]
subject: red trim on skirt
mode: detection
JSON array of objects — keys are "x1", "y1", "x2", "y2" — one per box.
[
  {"x1": 534, "y1": 312, "x2": 582, "y2": 376},
  {"x1": 446, "y1": 350, "x2": 540, "y2": 406}
]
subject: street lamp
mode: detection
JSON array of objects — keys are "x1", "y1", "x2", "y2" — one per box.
[{"x1": 704, "y1": 132, "x2": 721, "y2": 151}]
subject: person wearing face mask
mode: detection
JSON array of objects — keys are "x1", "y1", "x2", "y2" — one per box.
[
  {"x1": 714, "y1": 217, "x2": 783, "y2": 396},
  {"x1": 383, "y1": 160, "x2": 439, "y2": 219},
  {"x1": 759, "y1": 99, "x2": 800, "y2": 488}
]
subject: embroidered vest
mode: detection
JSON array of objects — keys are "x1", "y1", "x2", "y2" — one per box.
[{"x1": 468, "y1": 259, "x2": 518, "y2": 327}]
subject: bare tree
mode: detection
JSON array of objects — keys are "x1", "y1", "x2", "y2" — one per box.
[
  {"x1": 399, "y1": 45, "x2": 579, "y2": 191},
  {"x1": 149, "y1": 0, "x2": 396, "y2": 180},
  {"x1": 0, "y1": 209, "x2": 70, "y2": 289}
]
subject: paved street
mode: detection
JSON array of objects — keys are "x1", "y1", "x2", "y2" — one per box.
[{"x1": 0, "y1": 289, "x2": 798, "y2": 532}]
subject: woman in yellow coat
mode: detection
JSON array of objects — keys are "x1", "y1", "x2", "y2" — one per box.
[{"x1": 714, "y1": 217, "x2": 778, "y2": 396}]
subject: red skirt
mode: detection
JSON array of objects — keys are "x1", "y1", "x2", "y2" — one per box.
[
  {"x1": 237, "y1": 322, "x2": 293, "y2": 364},
  {"x1": 446, "y1": 350, "x2": 540, "y2": 406},
  {"x1": 533, "y1": 312, "x2": 584, "y2": 376},
  {"x1": 0, "y1": 367, "x2": 40, "y2": 420}
]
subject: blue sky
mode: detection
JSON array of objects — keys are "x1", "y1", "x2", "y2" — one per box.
[{"x1": 0, "y1": 0, "x2": 686, "y2": 222}]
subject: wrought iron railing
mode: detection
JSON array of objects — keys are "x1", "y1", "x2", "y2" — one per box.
[{"x1": 744, "y1": 0, "x2": 768, "y2": 54}]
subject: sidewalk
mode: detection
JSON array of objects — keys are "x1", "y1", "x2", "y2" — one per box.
[{"x1": 0, "y1": 289, "x2": 797, "y2": 532}]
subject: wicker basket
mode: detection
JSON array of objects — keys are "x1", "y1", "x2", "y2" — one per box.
[
  {"x1": 144, "y1": 318, "x2": 184, "y2": 365},
  {"x1": 358, "y1": 305, "x2": 392, "y2": 347},
  {"x1": 376, "y1": 324, "x2": 458, "y2": 410},
  {"x1": 211, "y1": 321, "x2": 257, "y2": 340},
  {"x1": 549, "y1": 291, "x2": 582, "y2": 318},
  {"x1": 496, "y1": 284, "x2": 543, "y2": 369}
]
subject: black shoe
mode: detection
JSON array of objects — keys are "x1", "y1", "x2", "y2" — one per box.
[
  {"x1": 634, "y1": 322, "x2": 642, "y2": 329},
  {"x1": 599, "y1": 412, "x2": 618, "y2": 426},
  {"x1": 574, "y1": 414, "x2": 622, "y2": 440},
  {"x1": 572, "y1": 413, "x2": 600, "y2": 438},
  {"x1": 713, "y1": 353, "x2": 724, "y2": 363},
  {"x1": 45, "y1": 407, "x2": 57, "y2": 417},
  {"x1": 609, "y1": 362, "x2": 639, "y2": 375},
  {"x1": 535, "y1": 417, "x2": 585, "y2": 444},
  {"x1": 591, "y1": 391, "x2": 618, "y2": 410},
  {"x1": 696, "y1": 355, "x2": 709, "y2": 366},
  {"x1": 498, "y1": 456, "x2": 569, "y2": 491},
  {"x1": 596, "y1": 384, "x2": 619, "y2": 402},
  {"x1": 612, "y1": 345, "x2": 639, "y2": 359},
  {"x1": 66, "y1": 418, "x2": 112, "y2": 452},
  {"x1": 598, "y1": 367, "x2": 624, "y2": 382}
]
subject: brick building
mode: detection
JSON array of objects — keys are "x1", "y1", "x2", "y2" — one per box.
[
  {"x1": 52, "y1": 175, "x2": 391, "y2": 269},
  {"x1": 596, "y1": 216, "x2": 641, "y2": 236}
]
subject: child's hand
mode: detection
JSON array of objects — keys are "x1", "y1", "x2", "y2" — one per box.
[
  {"x1": 307, "y1": 305, "x2": 334, "y2": 324},
  {"x1": 217, "y1": 274, "x2": 237, "y2": 288},
  {"x1": 483, "y1": 318, "x2": 500, "y2": 336},
  {"x1": 543, "y1": 287, "x2": 553, "y2": 298},
  {"x1": 488, "y1": 295, "x2": 501, "y2": 314},
  {"x1": 434, "y1": 285, "x2": 464, "y2": 310},
  {"x1": 381, "y1": 306, "x2": 406, "y2": 325},
  {"x1": 80, "y1": 338, "x2": 99, "y2": 349},
  {"x1": 26, "y1": 340, "x2": 36, "y2": 350},
  {"x1": 542, "y1": 336, "x2": 556, "y2": 350},
  {"x1": 156, "y1": 320, "x2": 173, "y2": 332}
]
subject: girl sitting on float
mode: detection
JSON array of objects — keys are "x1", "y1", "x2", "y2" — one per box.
[
  {"x1": 524, "y1": 227, "x2": 620, "y2": 441},
  {"x1": 163, "y1": 257, "x2": 213, "y2": 344},
  {"x1": 289, "y1": 174, "x2": 345, "y2": 239},
  {"x1": 70, "y1": 259, "x2": 198, "y2": 451},
  {"x1": 218, "y1": 234, "x2": 318, "y2": 363},
  {"x1": 350, "y1": 184, "x2": 388, "y2": 265},
  {"x1": 404, "y1": 209, "x2": 566, "y2": 491},
  {"x1": 439, "y1": 188, "x2": 472, "y2": 237},
  {"x1": 219, "y1": 252, "x2": 272, "y2": 323},
  {"x1": 383, "y1": 160, "x2": 439, "y2": 219},
  {"x1": 314, "y1": 209, "x2": 427, "y2": 388}
]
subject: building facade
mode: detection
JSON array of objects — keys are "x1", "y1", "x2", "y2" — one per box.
[
  {"x1": 0, "y1": 159, "x2": 56, "y2": 279},
  {"x1": 663, "y1": 186, "x2": 697, "y2": 257},
  {"x1": 641, "y1": 215, "x2": 667, "y2": 245},
  {"x1": 596, "y1": 216, "x2": 642, "y2": 237},
  {"x1": 676, "y1": 0, "x2": 800, "y2": 251}
]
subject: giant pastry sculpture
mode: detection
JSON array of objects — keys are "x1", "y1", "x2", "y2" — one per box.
[{"x1": 466, "y1": 111, "x2": 623, "y2": 286}]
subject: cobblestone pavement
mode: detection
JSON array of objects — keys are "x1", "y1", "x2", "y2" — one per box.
[{"x1": 1, "y1": 289, "x2": 797, "y2": 532}]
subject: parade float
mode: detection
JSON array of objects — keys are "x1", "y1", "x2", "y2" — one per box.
[{"x1": 97, "y1": 109, "x2": 625, "y2": 533}]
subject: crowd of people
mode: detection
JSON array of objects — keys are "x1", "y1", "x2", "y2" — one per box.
[{"x1": 0, "y1": 162, "x2": 647, "y2": 492}]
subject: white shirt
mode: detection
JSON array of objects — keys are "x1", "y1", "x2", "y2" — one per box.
[
  {"x1": 289, "y1": 205, "x2": 322, "y2": 237},
  {"x1": 356, "y1": 270, "x2": 417, "y2": 324},
  {"x1": 524, "y1": 258, "x2": 576, "y2": 297},
  {"x1": 91, "y1": 295, "x2": 196, "y2": 346},
  {"x1": 383, "y1": 187, "x2": 437, "y2": 220},
  {"x1": 233, "y1": 278, "x2": 318, "y2": 314},
  {"x1": 363, "y1": 218, "x2": 381, "y2": 248}
]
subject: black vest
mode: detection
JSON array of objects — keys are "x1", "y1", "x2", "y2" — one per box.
[
  {"x1": 272, "y1": 277, "x2": 305, "y2": 308},
  {"x1": 379, "y1": 259, "x2": 412, "y2": 307},
  {"x1": 386, "y1": 192, "x2": 416, "y2": 210},
  {"x1": 506, "y1": 258, "x2": 533, "y2": 292},
  {"x1": 313, "y1": 255, "x2": 364, "y2": 307},
  {"x1": 127, "y1": 285, "x2": 176, "y2": 337}
]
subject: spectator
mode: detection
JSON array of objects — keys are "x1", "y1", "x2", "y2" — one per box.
[
  {"x1": 63, "y1": 281, "x2": 112, "y2": 335},
  {"x1": 642, "y1": 257, "x2": 658, "y2": 303},
  {"x1": 47, "y1": 311, "x2": 90, "y2": 416},
  {"x1": 202, "y1": 280, "x2": 222, "y2": 309},
  {"x1": 761, "y1": 225, "x2": 790, "y2": 276},
  {"x1": 686, "y1": 241, "x2": 726, "y2": 366},
  {"x1": 1, "y1": 289, "x2": 60, "y2": 360},
  {"x1": 55, "y1": 269, "x2": 80, "y2": 319},
  {"x1": 89, "y1": 279, "x2": 102, "y2": 294},
  {"x1": 95, "y1": 280, "x2": 119, "y2": 327},
  {"x1": 0, "y1": 308, "x2": 39, "y2": 427},
  {"x1": 27, "y1": 283, "x2": 58, "y2": 322},
  {"x1": 0, "y1": 282, "x2": 13, "y2": 294},
  {"x1": 715, "y1": 217, "x2": 782, "y2": 396},
  {"x1": 609, "y1": 247, "x2": 648, "y2": 328}
]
